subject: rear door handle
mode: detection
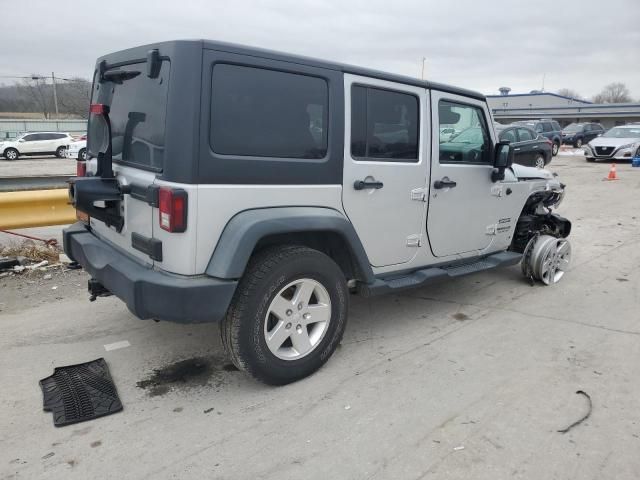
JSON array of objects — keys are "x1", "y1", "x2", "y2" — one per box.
[
  {"x1": 353, "y1": 180, "x2": 384, "y2": 190},
  {"x1": 433, "y1": 177, "x2": 457, "y2": 189}
]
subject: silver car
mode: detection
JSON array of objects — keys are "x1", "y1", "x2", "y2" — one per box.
[{"x1": 583, "y1": 124, "x2": 640, "y2": 162}]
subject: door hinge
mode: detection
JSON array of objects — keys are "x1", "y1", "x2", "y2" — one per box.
[
  {"x1": 406, "y1": 234, "x2": 422, "y2": 247},
  {"x1": 410, "y1": 188, "x2": 427, "y2": 202}
]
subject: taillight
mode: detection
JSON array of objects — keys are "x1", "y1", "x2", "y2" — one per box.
[
  {"x1": 76, "y1": 161, "x2": 86, "y2": 177},
  {"x1": 158, "y1": 187, "x2": 187, "y2": 233},
  {"x1": 89, "y1": 103, "x2": 109, "y2": 115}
]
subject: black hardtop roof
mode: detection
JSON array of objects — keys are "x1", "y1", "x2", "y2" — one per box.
[{"x1": 99, "y1": 39, "x2": 486, "y2": 101}]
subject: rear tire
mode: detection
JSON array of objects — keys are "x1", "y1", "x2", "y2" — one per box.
[
  {"x1": 221, "y1": 245, "x2": 348, "y2": 385},
  {"x1": 56, "y1": 146, "x2": 66, "y2": 158},
  {"x1": 3, "y1": 148, "x2": 18, "y2": 161},
  {"x1": 552, "y1": 141, "x2": 560, "y2": 156},
  {"x1": 534, "y1": 154, "x2": 546, "y2": 169},
  {"x1": 79, "y1": 148, "x2": 87, "y2": 161},
  {"x1": 574, "y1": 138, "x2": 583, "y2": 148}
]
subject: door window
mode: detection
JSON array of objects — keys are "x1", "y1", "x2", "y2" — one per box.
[
  {"x1": 534, "y1": 123, "x2": 544, "y2": 133},
  {"x1": 21, "y1": 134, "x2": 36, "y2": 142},
  {"x1": 351, "y1": 85, "x2": 419, "y2": 162},
  {"x1": 500, "y1": 128, "x2": 517, "y2": 143},
  {"x1": 517, "y1": 128, "x2": 534, "y2": 141},
  {"x1": 438, "y1": 100, "x2": 491, "y2": 164}
]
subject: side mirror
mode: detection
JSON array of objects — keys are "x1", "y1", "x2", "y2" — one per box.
[
  {"x1": 492, "y1": 141, "x2": 513, "y2": 182},
  {"x1": 18, "y1": 138, "x2": 25, "y2": 143}
]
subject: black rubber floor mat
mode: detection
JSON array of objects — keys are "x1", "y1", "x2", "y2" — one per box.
[{"x1": 40, "y1": 358, "x2": 122, "y2": 427}]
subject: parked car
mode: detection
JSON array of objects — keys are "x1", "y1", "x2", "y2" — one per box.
[
  {"x1": 561, "y1": 122, "x2": 605, "y2": 148},
  {"x1": 65, "y1": 40, "x2": 571, "y2": 385},
  {"x1": 582, "y1": 124, "x2": 640, "y2": 162},
  {"x1": 0, "y1": 132, "x2": 72, "y2": 160},
  {"x1": 495, "y1": 125, "x2": 553, "y2": 168},
  {"x1": 66, "y1": 136, "x2": 87, "y2": 161},
  {"x1": 513, "y1": 119, "x2": 562, "y2": 156}
]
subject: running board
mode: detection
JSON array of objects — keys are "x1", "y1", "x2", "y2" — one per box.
[{"x1": 361, "y1": 251, "x2": 522, "y2": 297}]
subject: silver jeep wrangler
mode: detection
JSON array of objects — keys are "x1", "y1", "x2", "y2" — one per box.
[{"x1": 65, "y1": 40, "x2": 571, "y2": 384}]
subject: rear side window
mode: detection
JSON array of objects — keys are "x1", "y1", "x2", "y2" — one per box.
[
  {"x1": 541, "y1": 122, "x2": 552, "y2": 132},
  {"x1": 210, "y1": 64, "x2": 328, "y2": 159},
  {"x1": 351, "y1": 85, "x2": 419, "y2": 161},
  {"x1": 500, "y1": 129, "x2": 517, "y2": 143},
  {"x1": 88, "y1": 60, "x2": 170, "y2": 171},
  {"x1": 517, "y1": 128, "x2": 534, "y2": 141},
  {"x1": 552, "y1": 121, "x2": 561, "y2": 131}
]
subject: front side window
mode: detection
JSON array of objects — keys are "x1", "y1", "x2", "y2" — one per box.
[
  {"x1": 438, "y1": 100, "x2": 491, "y2": 163},
  {"x1": 210, "y1": 64, "x2": 328, "y2": 159},
  {"x1": 500, "y1": 128, "x2": 517, "y2": 143},
  {"x1": 21, "y1": 134, "x2": 36, "y2": 142},
  {"x1": 351, "y1": 85, "x2": 419, "y2": 161}
]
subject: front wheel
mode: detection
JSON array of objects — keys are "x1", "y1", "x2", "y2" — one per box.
[
  {"x1": 3, "y1": 148, "x2": 18, "y2": 161},
  {"x1": 534, "y1": 154, "x2": 546, "y2": 169},
  {"x1": 221, "y1": 245, "x2": 348, "y2": 385},
  {"x1": 55, "y1": 146, "x2": 66, "y2": 158},
  {"x1": 79, "y1": 148, "x2": 87, "y2": 161}
]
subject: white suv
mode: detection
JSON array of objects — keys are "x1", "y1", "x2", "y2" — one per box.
[
  {"x1": 1, "y1": 132, "x2": 73, "y2": 160},
  {"x1": 65, "y1": 40, "x2": 572, "y2": 385}
]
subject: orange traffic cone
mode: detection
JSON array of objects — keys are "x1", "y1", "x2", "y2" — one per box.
[{"x1": 605, "y1": 164, "x2": 618, "y2": 181}]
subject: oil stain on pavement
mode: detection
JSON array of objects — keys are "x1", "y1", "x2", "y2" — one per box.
[{"x1": 136, "y1": 356, "x2": 238, "y2": 397}]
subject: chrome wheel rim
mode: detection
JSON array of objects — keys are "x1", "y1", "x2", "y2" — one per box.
[
  {"x1": 552, "y1": 143, "x2": 559, "y2": 155},
  {"x1": 535, "y1": 156, "x2": 545, "y2": 169},
  {"x1": 531, "y1": 236, "x2": 571, "y2": 285},
  {"x1": 264, "y1": 278, "x2": 331, "y2": 360},
  {"x1": 576, "y1": 139, "x2": 582, "y2": 147},
  {"x1": 6, "y1": 150, "x2": 16, "y2": 159},
  {"x1": 81, "y1": 150, "x2": 87, "y2": 160}
]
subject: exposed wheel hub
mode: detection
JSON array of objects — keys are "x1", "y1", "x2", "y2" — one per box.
[{"x1": 522, "y1": 235, "x2": 572, "y2": 285}]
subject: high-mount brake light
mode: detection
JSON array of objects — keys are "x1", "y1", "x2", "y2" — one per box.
[{"x1": 158, "y1": 187, "x2": 188, "y2": 233}]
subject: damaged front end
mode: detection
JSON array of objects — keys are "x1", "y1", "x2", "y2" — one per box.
[{"x1": 511, "y1": 180, "x2": 572, "y2": 285}]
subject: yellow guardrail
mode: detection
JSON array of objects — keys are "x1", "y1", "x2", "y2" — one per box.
[{"x1": 0, "y1": 189, "x2": 76, "y2": 230}]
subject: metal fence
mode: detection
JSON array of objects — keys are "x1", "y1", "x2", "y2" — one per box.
[{"x1": 0, "y1": 119, "x2": 87, "y2": 139}]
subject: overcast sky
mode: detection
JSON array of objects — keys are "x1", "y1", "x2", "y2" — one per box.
[{"x1": 2, "y1": 0, "x2": 639, "y2": 99}]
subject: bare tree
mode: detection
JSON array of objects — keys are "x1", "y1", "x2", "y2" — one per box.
[
  {"x1": 556, "y1": 88, "x2": 583, "y2": 100},
  {"x1": 58, "y1": 78, "x2": 91, "y2": 118},
  {"x1": 17, "y1": 76, "x2": 53, "y2": 118},
  {"x1": 592, "y1": 82, "x2": 632, "y2": 104}
]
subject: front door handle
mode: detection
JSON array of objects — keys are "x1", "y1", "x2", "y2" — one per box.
[
  {"x1": 433, "y1": 177, "x2": 457, "y2": 189},
  {"x1": 353, "y1": 180, "x2": 384, "y2": 190}
]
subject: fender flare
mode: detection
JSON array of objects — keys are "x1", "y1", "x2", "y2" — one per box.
[{"x1": 205, "y1": 207, "x2": 374, "y2": 283}]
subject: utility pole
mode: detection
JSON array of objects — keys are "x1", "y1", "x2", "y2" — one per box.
[
  {"x1": 51, "y1": 72, "x2": 59, "y2": 118},
  {"x1": 421, "y1": 57, "x2": 427, "y2": 80}
]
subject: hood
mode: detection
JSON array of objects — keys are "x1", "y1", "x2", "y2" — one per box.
[
  {"x1": 510, "y1": 163, "x2": 554, "y2": 180},
  {"x1": 589, "y1": 136, "x2": 640, "y2": 148}
]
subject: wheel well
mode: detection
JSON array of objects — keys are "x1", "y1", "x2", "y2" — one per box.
[{"x1": 253, "y1": 231, "x2": 361, "y2": 282}]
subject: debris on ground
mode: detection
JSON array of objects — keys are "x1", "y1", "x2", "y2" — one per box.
[
  {"x1": 558, "y1": 390, "x2": 592, "y2": 434},
  {"x1": 0, "y1": 240, "x2": 76, "y2": 281}
]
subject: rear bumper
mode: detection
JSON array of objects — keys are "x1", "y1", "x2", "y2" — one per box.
[{"x1": 63, "y1": 222, "x2": 237, "y2": 323}]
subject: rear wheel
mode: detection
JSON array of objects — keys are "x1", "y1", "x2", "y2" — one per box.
[
  {"x1": 574, "y1": 138, "x2": 583, "y2": 148},
  {"x1": 221, "y1": 245, "x2": 348, "y2": 385},
  {"x1": 552, "y1": 141, "x2": 560, "y2": 156},
  {"x1": 534, "y1": 154, "x2": 546, "y2": 169},
  {"x1": 55, "y1": 146, "x2": 66, "y2": 158},
  {"x1": 79, "y1": 148, "x2": 87, "y2": 161},
  {"x1": 3, "y1": 148, "x2": 18, "y2": 161}
]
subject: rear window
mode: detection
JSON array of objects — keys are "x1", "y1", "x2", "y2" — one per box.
[
  {"x1": 209, "y1": 64, "x2": 328, "y2": 159},
  {"x1": 87, "y1": 61, "x2": 170, "y2": 171}
]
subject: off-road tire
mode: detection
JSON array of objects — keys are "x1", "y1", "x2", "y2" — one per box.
[
  {"x1": 56, "y1": 146, "x2": 66, "y2": 158},
  {"x1": 3, "y1": 148, "x2": 18, "y2": 161},
  {"x1": 221, "y1": 245, "x2": 348, "y2": 385}
]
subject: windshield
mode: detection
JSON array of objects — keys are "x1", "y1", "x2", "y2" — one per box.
[
  {"x1": 87, "y1": 60, "x2": 170, "y2": 171},
  {"x1": 563, "y1": 123, "x2": 582, "y2": 132},
  {"x1": 448, "y1": 127, "x2": 484, "y2": 144},
  {"x1": 602, "y1": 127, "x2": 640, "y2": 138}
]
